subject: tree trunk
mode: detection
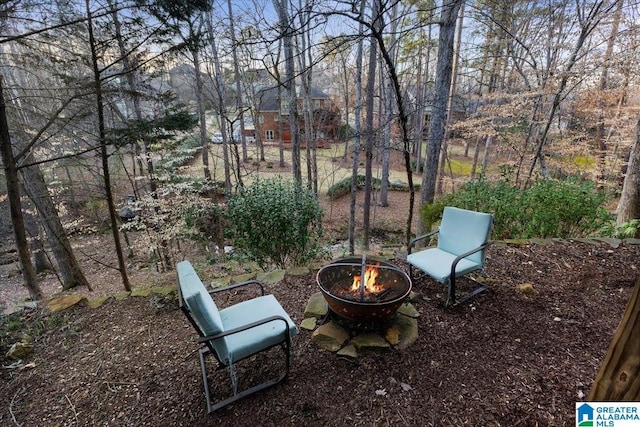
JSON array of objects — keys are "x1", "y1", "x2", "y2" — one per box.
[
  {"x1": 588, "y1": 277, "x2": 640, "y2": 400},
  {"x1": 481, "y1": 135, "x2": 493, "y2": 176},
  {"x1": 470, "y1": 136, "x2": 481, "y2": 178},
  {"x1": 616, "y1": 116, "x2": 640, "y2": 227},
  {"x1": 349, "y1": 0, "x2": 366, "y2": 255},
  {"x1": 86, "y1": 0, "x2": 131, "y2": 291},
  {"x1": 192, "y1": 47, "x2": 212, "y2": 184},
  {"x1": 21, "y1": 163, "x2": 91, "y2": 290},
  {"x1": 205, "y1": 16, "x2": 232, "y2": 193},
  {"x1": 418, "y1": 0, "x2": 463, "y2": 234},
  {"x1": 107, "y1": 0, "x2": 149, "y2": 196},
  {"x1": 437, "y1": 2, "x2": 464, "y2": 196},
  {"x1": 272, "y1": 52, "x2": 286, "y2": 168},
  {"x1": 226, "y1": 0, "x2": 248, "y2": 163},
  {"x1": 24, "y1": 210, "x2": 52, "y2": 273},
  {"x1": 296, "y1": 3, "x2": 316, "y2": 193},
  {"x1": 274, "y1": 0, "x2": 301, "y2": 183},
  {"x1": 0, "y1": 76, "x2": 42, "y2": 300},
  {"x1": 379, "y1": 0, "x2": 399, "y2": 208},
  {"x1": 595, "y1": 0, "x2": 623, "y2": 185},
  {"x1": 362, "y1": 0, "x2": 381, "y2": 251}
]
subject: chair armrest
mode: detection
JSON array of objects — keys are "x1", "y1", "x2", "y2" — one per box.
[
  {"x1": 198, "y1": 315, "x2": 292, "y2": 342},
  {"x1": 450, "y1": 241, "x2": 492, "y2": 277},
  {"x1": 408, "y1": 229, "x2": 439, "y2": 254},
  {"x1": 208, "y1": 280, "x2": 265, "y2": 297}
]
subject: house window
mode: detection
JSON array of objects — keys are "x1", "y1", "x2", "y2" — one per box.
[
  {"x1": 258, "y1": 115, "x2": 264, "y2": 124},
  {"x1": 265, "y1": 130, "x2": 274, "y2": 140},
  {"x1": 280, "y1": 99, "x2": 289, "y2": 112},
  {"x1": 274, "y1": 114, "x2": 279, "y2": 122},
  {"x1": 314, "y1": 99, "x2": 320, "y2": 108}
]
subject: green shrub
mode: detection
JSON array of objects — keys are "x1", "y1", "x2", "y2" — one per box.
[
  {"x1": 607, "y1": 219, "x2": 640, "y2": 239},
  {"x1": 327, "y1": 175, "x2": 388, "y2": 200},
  {"x1": 421, "y1": 177, "x2": 614, "y2": 239},
  {"x1": 338, "y1": 124, "x2": 354, "y2": 140},
  {"x1": 226, "y1": 177, "x2": 324, "y2": 269}
]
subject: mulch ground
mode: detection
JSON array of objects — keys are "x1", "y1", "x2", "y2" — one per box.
[{"x1": 1, "y1": 239, "x2": 639, "y2": 426}]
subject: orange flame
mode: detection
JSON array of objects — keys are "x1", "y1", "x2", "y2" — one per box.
[{"x1": 351, "y1": 263, "x2": 383, "y2": 293}]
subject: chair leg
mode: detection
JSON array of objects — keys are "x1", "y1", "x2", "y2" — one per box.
[
  {"x1": 448, "y1": 275, "x2": 489, "y2": 306},
  {"x1": 446, "y1": 275, "x2": 456, "y2": 306},
  {"x1": 199, "y1": 347, "x2": 214, "y2": 414},
  {"x1": 199, "y1": 340, "x2": 293, "y2": 414}
]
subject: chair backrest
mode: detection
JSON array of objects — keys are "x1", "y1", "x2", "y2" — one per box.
[
  {"x1": 177, "y1": 261, "x2": 230, "y2": 362},
  {"x1": 437, "y1": 207, "x2": 493, "y2": 265}
]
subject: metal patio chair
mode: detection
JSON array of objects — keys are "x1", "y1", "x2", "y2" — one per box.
[
  {"x1": 407, "y1": 206, "x2": 493, "y2": 306},
  {"x1": 177, "y1": 260, "x2": 298, "y2": 413}
]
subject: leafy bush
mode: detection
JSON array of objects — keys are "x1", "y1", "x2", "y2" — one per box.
[
  {"x1": 338, "y1": 123, "x2": 354, "y2": 140},
  {"x1": 421, "y1": 177, "x2": 614, "y2": 239},
  {"x1": 226, "y1": 177, "x2": 324, "y2": 269},
  {"x1": 327, "y1": 175, "x2": 370, "y2": 200},
  {"x1": 326, "y1": 175, "x2": 413, "y2": 200},
  {"x1": 609, "y1": 219, "x2": 640, "y2": 239}
]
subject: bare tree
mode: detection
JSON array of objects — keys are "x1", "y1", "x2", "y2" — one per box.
[
  {"x1": 20, "y1": 160, "x2": 92, "y2": 290},
  {"x1": 361, "y1": 0, "x2": 382, "y2": 251},
  {"x1": 142, "y1": 0, "x2": 213, "y2": 185},
  {"x1": 526, "y1": 0, "x2": 619, "y2": 182},
  {"x1": 418, "y1": 0, "x2": 463, "y2": 233},
  {"x1": 378, "y1": 0, "x2": 400, "y2": 207},
  {"x1": 106, "y1": 0, "x2": 156, "y2": 198},
  {"x1": 273, "y1": 0, "x2": 302, "y2": 183},
  {"x1": 349, "y1": 1, "x2": 367, "y2": 255},
  {"x1": 595, "y1": 0, "x2": 624, "y2": 184},
  {"x1": 226, "y1": 0, "x2": 249, "y2": 163},
  {"x1": 204, "y1": 12, "x2": 233, "y2": 193},
  {"x1": 0, "y1": 76, "x2": 42, "y2": 300},
  {"x1": 616, "y1": 116, "x2": 640, "y2": 229},
  {"x1": 86, "y1": 0, "x2": 131, "y2": 291}
]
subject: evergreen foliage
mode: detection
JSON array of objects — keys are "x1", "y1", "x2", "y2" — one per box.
[
  {"x1": 421, "y1": 177, "x2": 614, "y2": 239},
  {"x1": 105, "y1": 107, "x2": 197, "y2": 151},
  {"x1": 326, "y1": 175, "x2": 414, "y2": 200},
  {"x1": 226, "y1": 177, "x2": 324, "y2": 269}
]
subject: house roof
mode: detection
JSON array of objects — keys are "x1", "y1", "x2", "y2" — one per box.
[{"x1": 257, "y1": 85, "x2": 329, "y2": 111}]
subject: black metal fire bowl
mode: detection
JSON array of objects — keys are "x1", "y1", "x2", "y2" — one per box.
[{"x1": 316, "y1": 256, "x2": 412, "y2": 323}]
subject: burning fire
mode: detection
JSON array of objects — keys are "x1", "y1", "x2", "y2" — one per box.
[{"x1": 351, "y1": 263, "x2": 384, "y2": 294}]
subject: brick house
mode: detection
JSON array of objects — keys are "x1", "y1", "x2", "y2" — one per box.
[{"x1": 254, "y1": 85, "x2": 341, "y2": 146}]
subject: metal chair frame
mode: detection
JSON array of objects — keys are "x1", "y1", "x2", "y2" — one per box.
[
  {"x1": 407, "y1": 207, "x2": 493, "y2": 306},
  {"x1": 178, "y1": 278, "x2": 294, "y2": 413}
]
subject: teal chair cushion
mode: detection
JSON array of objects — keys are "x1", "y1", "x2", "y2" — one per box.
[
  {"x1": 178, "y1": 260, "x2": 298, "y2": 365},
  {"x1": 177, "y1": 260, "x2": 227, "y2": 357},
  {"x1": 218, "y1": 295, "x2": 299, "y2": 364},
  {"x1": 437, "y1": 206, "x2": 493, "y2": 265},
  {"x1": 185, "y1": 291, "x2": 230, "y2": 359},
  {"x1": 406, "y1": 247, "x2": 482, "y2": 283},
  {"x1": 177, "y1": 262, "x2": 223, "y2": 332}
]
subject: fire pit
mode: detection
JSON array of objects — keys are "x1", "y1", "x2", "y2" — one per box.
[{"x1": 316, "y1": 256, "x2": 412, "y2": 325}]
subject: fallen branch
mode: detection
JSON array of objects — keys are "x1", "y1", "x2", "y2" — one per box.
[
  {"x1": 9, "y1": 386, "x2": 24, "y2": 427},
  {"x1": 65, "y1": 394, "x2": 78, "y2": 423}
]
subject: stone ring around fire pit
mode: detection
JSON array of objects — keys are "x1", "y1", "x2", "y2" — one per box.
[{"x1": 304, "y1": 256, "x2": 419, "y2": 355}]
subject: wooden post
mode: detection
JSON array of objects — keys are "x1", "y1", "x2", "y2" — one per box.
[{"x1": 588, "y1": 277, "x2": 640, "y2": 400}]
